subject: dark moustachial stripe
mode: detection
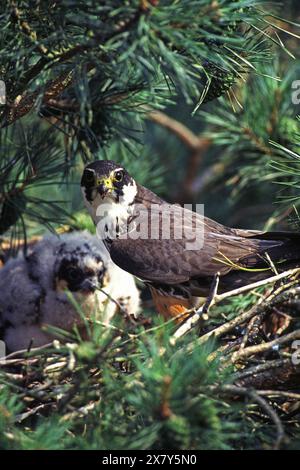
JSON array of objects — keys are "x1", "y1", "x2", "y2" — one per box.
[{"x1": 81, "y1": 168, "x2": 96, "y2": 203}]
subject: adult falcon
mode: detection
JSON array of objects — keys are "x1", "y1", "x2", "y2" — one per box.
[{"x1": 81, "y1": 160, "x2": 300, "y2": 321}]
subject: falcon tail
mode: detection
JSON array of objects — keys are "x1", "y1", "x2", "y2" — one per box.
[
  {"x1": 249, "y1": 230, "x2": 300, "y2": 265},
  {"x1": 219, "y1": 230, "x2": 300, "y2": 293}
]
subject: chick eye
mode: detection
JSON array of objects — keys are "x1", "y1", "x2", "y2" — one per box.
[
  {"x1": 114, "y1": 170, "x2": 123, "y2": 182},
  {"x1": 97, "y1": 268, "x2": 104, "y2": 279},
  {"x1": 67, "y1": 268, "x2": 81, "y2": 281}
]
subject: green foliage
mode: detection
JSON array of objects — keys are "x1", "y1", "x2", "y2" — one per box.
[
  {"x1": 1, "y1": 0, "x2": 300, "y2": 452},
  {"x1": 0, "y1": 0, "x2": 297, "y2": 238},
  {"x1": 269, "y1": 137, "x2": 300, "y2": 212},
  {"x1": 198, "y1": 59, "x2": 300, "y2": 229},
  {"x1": 0, "y1": 319, "x2": 269, "y2": 450},
  {"x1": 201, "y1": 63, "x2": 300, "y2": 198},
  {"x1": 0, "y1": 386, "x2": 22, "y2": 450},
  {"x1": 0, "y1": 122, "x2": 72, "y2": 241}
]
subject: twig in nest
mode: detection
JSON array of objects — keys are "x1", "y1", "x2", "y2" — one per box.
[
  {"x1": 230, "y1": 329, "x2": 300, "y2": 363},
  {"x1": 202, "y1": 272, "x2": 220, "y2": 317},
  {"x1": 0, "y1": 342, "x2": 53, "y2": 364},
  {"x1": 216, "y1": 384, "x2": 285, "y2": 450},
  {"x1": 234, "y1": 357, "x2": 300, "y2": 390},
  {"x1": 214, "y1": 268, "x2": 300, "y2": 303},
  {"x1": 256, "y1": 390, "x2": 300, "y2": 400},
  {"x1": 172, "y1": 268, "x2": 300, "y2": 344},
  {"x1": 170, "y1": 273, "x2": 220, "y2": 344},
  {"x1": 232, "y1": 358, "x2": 290, "y2": 382},
  {"x1": 15, "y1": 403, "x2": 52, "y2": 423},
  {"x1": 238, "y1": 315, "x2": 259, "y2": 352}
]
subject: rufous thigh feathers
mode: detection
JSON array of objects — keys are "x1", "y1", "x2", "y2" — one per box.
[{"x1": 149, "y1": 287, "x2": 192, "y2": 322}]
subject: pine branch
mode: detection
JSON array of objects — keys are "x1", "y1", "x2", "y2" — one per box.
[{"x1": 172, "y1": 268, "x2": 300, "y2": 343}]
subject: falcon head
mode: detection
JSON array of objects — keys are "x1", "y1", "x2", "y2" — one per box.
[{"x1": 81, "y1": 160, "x2": 136, "y2": 205}]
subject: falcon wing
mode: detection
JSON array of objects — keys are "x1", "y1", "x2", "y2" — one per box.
[{"x1": 108, "y1": 203, "x2": 282, "y2": 284}]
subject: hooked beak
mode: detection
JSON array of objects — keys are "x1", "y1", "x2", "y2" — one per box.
[
  {"x1": 80, "y1": 278, "x2": 98, "y2": 294},
  {"x1": 97, "y1": 177, "x2": 114, "y2": 199}
]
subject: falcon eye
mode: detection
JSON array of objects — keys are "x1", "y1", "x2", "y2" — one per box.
[{"x1": 114, "y1": 170, "x2": 124, "y2": 182}]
